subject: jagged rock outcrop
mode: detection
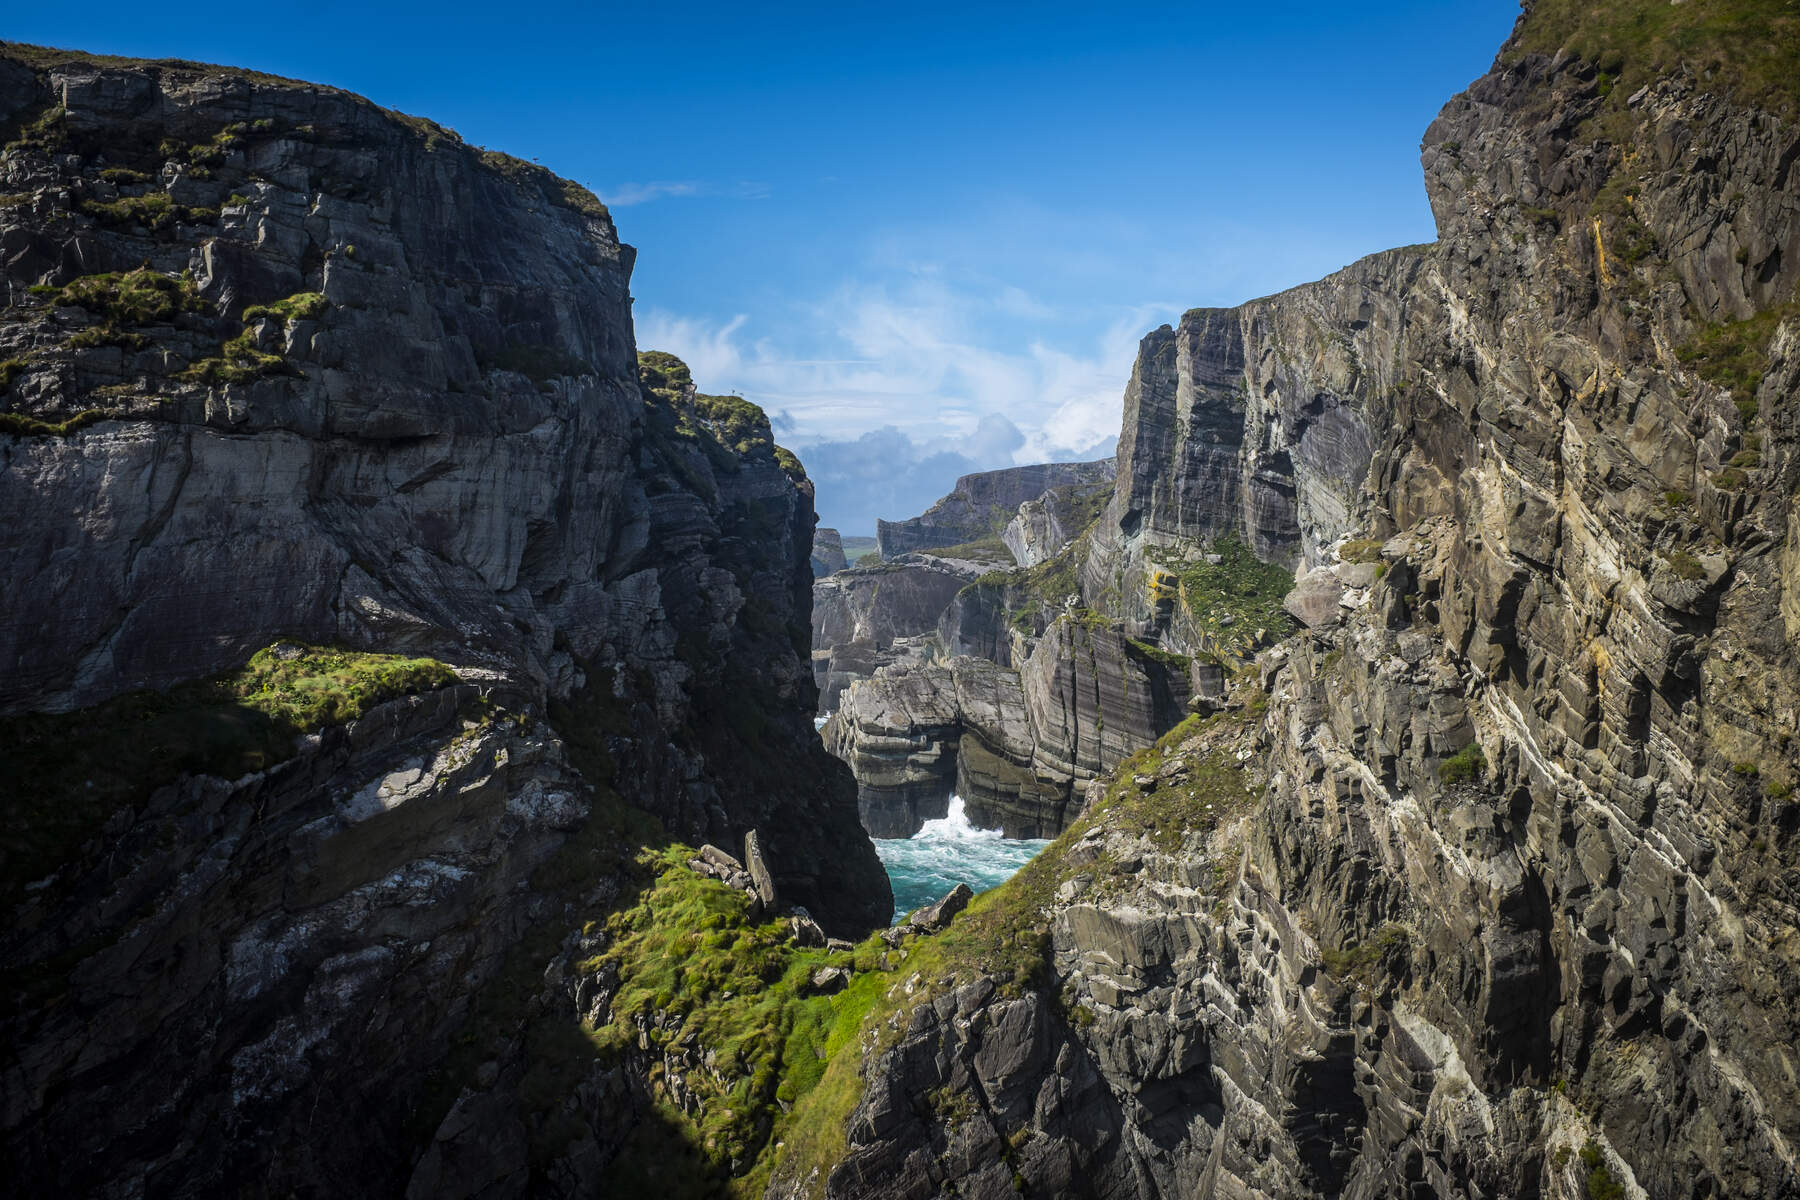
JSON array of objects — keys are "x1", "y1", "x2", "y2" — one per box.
[
  {"x1": 1003, "y1": 476, "x2": 1116, "y2": 567},
  {"x1": 788, "y1": 5, "x2": 1800, "y2": 1199},
  {"x1": 812, "y1": 526, "x2": 850, "y2": 576},
  {"x1": 875, "y1": 458, "x2": 1114, "y2": 558},
  {"x1": 827, "y1": 615, "x2": 1191, "y2": 837},
  {"x1": 811, "y1": 554, "x2": 983, "y2": 711},
  {"x1": 0, "y1": 45, "x2": 888, "y2": 1198}
]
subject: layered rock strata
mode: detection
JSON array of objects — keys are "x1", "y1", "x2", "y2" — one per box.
[
  {"x1": 0, "y1": 46, "x2": 888, "y2": 1197},
  {"x1": 826, "y1": 616, "x2": 1191, "y2": 837},
  {"x1": 791, "y1": 5, "x2": 1800, "y2": 1198},
  {"x1": 811, "y1": 526, "x2": 850, "y2": 576},
  {"x1": 875, "y1": 458, "x2": 1114, "y2": 558}
]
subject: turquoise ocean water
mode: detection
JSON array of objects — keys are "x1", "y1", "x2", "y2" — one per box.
[{"x1": 872, "y1": 796, "x2": 1051, "y2": 924}]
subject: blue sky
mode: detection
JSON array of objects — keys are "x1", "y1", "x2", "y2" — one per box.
[{"x1": 10, "y1": 1, "x2": 1520, "y2": 532}]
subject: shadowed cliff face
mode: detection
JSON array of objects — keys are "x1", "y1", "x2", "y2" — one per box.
[
  {"x1": 795, "y1": 6, "x2": 1800, "y2": 1198},
  {"x1": 0, "y1": 46, "x2": 888, "y2": 1196}
]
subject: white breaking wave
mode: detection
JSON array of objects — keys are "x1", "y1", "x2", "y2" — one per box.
[{"x1": 873, "y1": 795, "x2": 1050, "y2": 923}]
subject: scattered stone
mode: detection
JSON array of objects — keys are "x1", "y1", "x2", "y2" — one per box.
[
  {"x1": 699, "y1": 843, "x2": 745, "y2": 874},
  {"x1": 743, "y1": 829, "x2": 779, "y2": 911},
  {"x1": 789, "y1": 914, "x2": 827, "y2": 948},
  {"x1": 908, "y1": 883, "x2": 974, "y2": 933},
  {"x1": 1284, "y1": 567, "x2": 1347, "y2": 628},
  {"x1": 808, "y1": 966, "x2": 849, "y2": 995},
  {"x1": 825, "y1": 937, "x2": 855, "y2": 953}
]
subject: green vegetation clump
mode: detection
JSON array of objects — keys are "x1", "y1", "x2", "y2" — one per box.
[
  {"x1": 1157, "y1": 532, "x2": 1295, "y2": 659},
  {"x1": 695, "y1": 392, "x2": 776, "y2": 458},
  {"x1": 1126, "y1": 638, "x2": 1192, "y2": 672},
  {"x1": 1579, "y1": 1140, "x2": 1626, "y2": 1200},
  {"x1": 181, "y1": 291, "x2": 325, "y2": 384},
  {"x1": 0, "y1": 357, "x2": 27, "y2": 391},
  {"x1": 1712, "y1": 467, "x2": 1749, "y2": 491},
  {"x1": 1318, "y1": 923, "x2": 1411, "y2": 988},
  {"x1": 47, "y1": 267, "x2": 204, "y2": 327},
  {"x1": 1438, "y1": 742, "x2": 1487, "y2": 786},
  {"x1": 1092, "y1": 713, "x2": 1253, "y2": 853},
  {"x1": 0, "y1": 643, "x2": 455, "y2": 899},
  {"x1": 1664, "y1": 550, "x2": 1706, "y2": 581},
  {"x1": 638, "y1": 349, "x2": 693, "y2": 396},
  {"x1": 588, "y1": 846, "x2": 885, "y2": 1195},
  {"x1": 97, "y1": 166, "x2": 150, "y2": 185},
  {"x1": 1679, "y1": 303, "x2": 1795, "y2": 404},
  {"x1": 0, "y1": 408, "x2": 115, "y2": 437},
  {"x1": 241, "y1": 291, "x2": 327, "y2": 324},
  {"x1": 182, "y1": 328, "x2": 285, "y2": 385},
  {"x1": 926, "y1": 535, "x2": 1014, "y2": 562},
  {"x1": 1339, "y1": 537, "x2": 1384, "y2": 564},
  {"x1": 2, "y1": 104, "x2": 66, "y2": 154},
  {"x1": 1662, "y1": 489, "x2": 1692, "y2": 507},
  {"x1": 1510, "y1": 0, "x2": 1800, "y2": 122},
  {"x1": 773, "y1": 445, "x2": 807, "y2": 481},
  {"x1": 77, "y1": 190, "x2": 215, "y2": 232}
]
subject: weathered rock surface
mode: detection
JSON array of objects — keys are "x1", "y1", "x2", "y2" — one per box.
[
  {"x1": 811, "y1": 526, "x2": 850, "y2": 576},
  {"x1": 811, "y1": 554, "x2": 981, "y2": 711},
  {"x1": 1002, "y1": 477, "x2": 1115, "y2": 568},
  {"x1": 876, "y1": 459, "x2": 1114, "y2": 558},
  {"x1": 828, "y1": 615, "x2": 1191, "y2": 837},
  {"x1": 792, "y1": 7, "x2": 1800, "y2": 1200},
  {"x1": 0, "y1": 45, "x2": 889, "y2": 1198}
]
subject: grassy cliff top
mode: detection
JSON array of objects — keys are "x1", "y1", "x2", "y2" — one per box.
[
  {"x1": 0, "y1": 41, "x2": 609, "y2": 219},
  {"x1": 1509, "y1": 0, "x2": 1800, "y2": 120}
]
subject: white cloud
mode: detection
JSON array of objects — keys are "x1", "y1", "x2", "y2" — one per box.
[
  {"x1": 598, "y1": 180, "x2": 769, "y2": 206},
  {"x1": 634, "y1": 276, "x2": 1166, "y2": 462},
  {"x1": 599, "y1": 180, "x2": 704, "y2": 207}
]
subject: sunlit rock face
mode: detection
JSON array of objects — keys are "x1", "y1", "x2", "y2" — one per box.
[{"x1": 796, "y1": 8, "x2": 1800, "y2": 1199}]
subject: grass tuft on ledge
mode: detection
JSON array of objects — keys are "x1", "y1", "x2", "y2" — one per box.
[{"x1": 0, "y1": 643, "x2": 455, "y2": 900}]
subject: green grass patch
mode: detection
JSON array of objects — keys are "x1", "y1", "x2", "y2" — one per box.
[
  {"x1": 77, "y1": 190, "x2": 215, "y2": 232},
  {"x1": 925, "y1": 535, "x2": 1013, "y2": 562},
  {"x1": 0, "y1": 643, "x2": 455, "y2": 901},
  {"x1": 1509, "y1": 0, "x2": 1800, "y2": 123},
  {"x1": 1126, "y1": 637, "x2": 1192, "y2": 672},
  {"x1": 587, "y1": 846, "x2": 877, "y2": 1193},
  {"x1": 1438, "y1": 742, "x2": 1487, "y2": 786},
  {"x1": 1318, "y1": 923, "x2": 1411, "y2": 989},
  {"x1": 1664, "y1": 550, "x2": 1706, "y2": 580},
  {"x1": 0, "y1": 408, "x2": 116, "y2": 437},
  {"x1": 1155, "y1": 532, "x2": 1295, "y2": 659},
  {"x1": 1678, "y1": 303, "x2": 1796, "y2": 405},
  {"x1": 241, "y1": 291, "x2": 327, "y2": 324},
  {"x1": 50, "y1": 267, "x2": 202, "y2": 323},
  {"x1": 1579, "y1": 1140, "x2": 1626, "y2": 1200}
]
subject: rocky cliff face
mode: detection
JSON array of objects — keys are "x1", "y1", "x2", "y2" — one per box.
[
  {"x1": 824, "y1": 618, "x2": 1190, "y2": 838},
  {"x1": 788, "y1": 4, "x2": 1800, "y2": 1198},
  {"x1": 812, "y1": 526, "x2": 850, "y2": 576},
  {"x1": 0, "y1": 46, "x2": 888, "y2": 1197},
  {"x1": 811, "y1": 554, "x2": 981, "y2": 712},
  {"x1": 875, "y1": 458, "x2": 1114, "y2": 558}
]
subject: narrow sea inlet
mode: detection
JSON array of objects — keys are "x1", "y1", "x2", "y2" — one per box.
[{"x1": 873, "y1": 796, "x2": 1051, "y2": 924}]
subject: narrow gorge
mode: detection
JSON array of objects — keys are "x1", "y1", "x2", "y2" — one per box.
[{"x1": 4, "y1": 1, "x2": 1800, "y2": 1198}]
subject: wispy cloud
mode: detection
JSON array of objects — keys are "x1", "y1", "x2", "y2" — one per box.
[
  {"x1": 634, "y1": 274, "x2": 1153, "y2": 529},
  {"x1": 636, "y1": 278, "x2": 1158, "y2": 459},
  {"x1": 599, "y1": 180, "x2": 769, "y2": 207}
]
